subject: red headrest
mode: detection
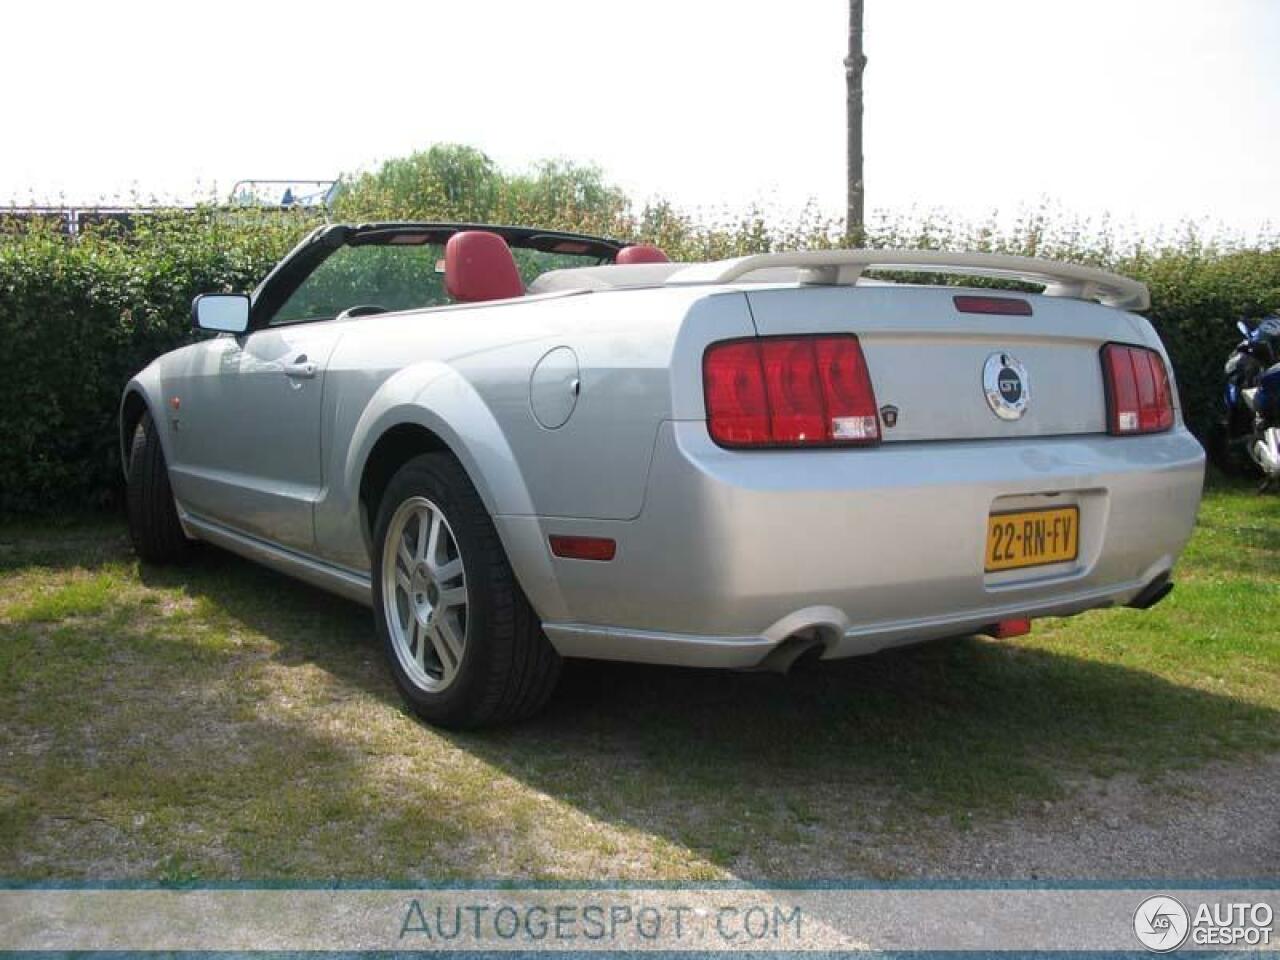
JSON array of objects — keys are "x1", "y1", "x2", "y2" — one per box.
[
  {"x1": 445, "y1": 231, "x2": 524, "y2": 303},
  {"x1": 615, "y1": 244, "x2": 670, "y2": 265}
]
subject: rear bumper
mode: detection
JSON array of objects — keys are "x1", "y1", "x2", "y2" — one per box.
[{"x1": 505, "y1": 422, "x2": 1205, "y2": 668}]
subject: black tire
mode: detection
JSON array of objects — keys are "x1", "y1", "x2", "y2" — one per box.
[
  {"x1": 126, "y1": 411, "x2": 191, "y2": 564},
  {"x1": 372, "y1": 453, "x2": 561, "y2": 728}
]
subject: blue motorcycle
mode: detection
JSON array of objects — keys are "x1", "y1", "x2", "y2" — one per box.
[{"x1": 1214, "y1": 314, "x2": 1280, "y2": 488}]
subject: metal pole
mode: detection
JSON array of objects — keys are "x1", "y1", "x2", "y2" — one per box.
[{"x1": 845, "y1": 0, "x2": 867, "y2": 243}]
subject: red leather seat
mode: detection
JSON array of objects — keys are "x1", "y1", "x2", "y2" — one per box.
[
  {"x1": 615, "y1": 244, "x2": 670, "y2": 265},
  {"x1": 445, "y1": 231, "x2": 524, "y2": 303}
]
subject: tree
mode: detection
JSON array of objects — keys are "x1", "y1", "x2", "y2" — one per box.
[{"x1": 332, "y1": 144, "x2": 627, "y2": 235}]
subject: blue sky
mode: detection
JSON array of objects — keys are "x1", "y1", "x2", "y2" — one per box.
[{"x1": 3, "y1": 0, "x2": 1277, "y2": 234}]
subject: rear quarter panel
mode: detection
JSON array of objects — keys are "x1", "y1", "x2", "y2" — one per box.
[{"x1": 452, "y1": 287, "x2": 754, "y2": 520}]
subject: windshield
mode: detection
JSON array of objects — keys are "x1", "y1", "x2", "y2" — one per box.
[
  {"x1": 268, "y1": 235, "x2": 608, "y2": 326},
  {"x1": 272, "y1": 243, "x2": 445, "y2": 325}
]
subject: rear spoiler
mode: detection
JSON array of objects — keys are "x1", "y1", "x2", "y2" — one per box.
[{"x1": 666, "y1": 249, "x2": 1150, "y2": 311}]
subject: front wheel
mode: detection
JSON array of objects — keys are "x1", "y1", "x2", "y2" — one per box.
[
  {"x1": 125, "y1": 411, "x2": 191, "y2": 564},
  {"x1": 371, "y1": 453, "x2": 561, "y2": 728}
]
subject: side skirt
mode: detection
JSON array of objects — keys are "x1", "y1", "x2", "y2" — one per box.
[{"x1": 179, "y1": 507, "x2": 373, "y2": 607}]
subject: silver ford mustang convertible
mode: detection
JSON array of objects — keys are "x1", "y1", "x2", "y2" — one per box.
[{"x1": 120, "y1": 222, "x2": 1205, "y2": 727}]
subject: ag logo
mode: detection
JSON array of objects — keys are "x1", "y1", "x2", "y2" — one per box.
[
  {"x1": 1133, "y1": 895, "x2": 1190, "y2": 952},
  {"x1": 983, "y1": 352, "x2": 1030, "y2": 421}
]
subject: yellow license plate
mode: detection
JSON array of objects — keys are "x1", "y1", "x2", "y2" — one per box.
[{"x1": 985, "y1": 506, "x2": 1079, "y2": 572}]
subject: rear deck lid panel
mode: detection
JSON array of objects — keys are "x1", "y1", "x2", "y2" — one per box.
[{"x1": 743, "y1": 285, "x2": 1149, "y2": 442}]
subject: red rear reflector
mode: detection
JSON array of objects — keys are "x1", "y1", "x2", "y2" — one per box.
[
  {"x1": 953, "y1": 295, "x2": 1033, "y2": 316},
  {"x1": 548, "y1": 535, "x2": 616, "y2": 561},
  {"x1": 703, "y1": 335, "x2": 880, "y2": 448},
  {"x1": 990, "y1": 617, "x2": 1031, "y2": 639},
  {"x1": 1101, "y1": 343, "x2": 1174, "y2": 435}
]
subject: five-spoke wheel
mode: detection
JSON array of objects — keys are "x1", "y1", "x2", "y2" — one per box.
[
  {"x1": 372, "y1": 452, "x2": 561, "y2": 727},
  {"x1": 382, "y1": 497, "x2": 468, "y2": 691}
]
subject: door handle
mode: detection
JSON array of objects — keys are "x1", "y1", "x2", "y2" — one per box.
[{"x1": 283, "y1": 355, "x2": 317, "y2": 380}]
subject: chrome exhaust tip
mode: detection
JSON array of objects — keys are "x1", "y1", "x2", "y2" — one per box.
[{"x1": 748, "y1": 632, "x2": 829, "y2": 674}]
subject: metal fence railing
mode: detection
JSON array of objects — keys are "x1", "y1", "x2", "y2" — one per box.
[{"x1": 1, "y1": 180, "x2": 338, "y2": 236}]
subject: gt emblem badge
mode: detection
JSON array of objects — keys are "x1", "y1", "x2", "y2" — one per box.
[
  {"x1": 880, "y1": 404, "x2": 899, "y2": 428},
  {"x1": 983, "y1": 352, "x2": 1030, "y2": 421}
]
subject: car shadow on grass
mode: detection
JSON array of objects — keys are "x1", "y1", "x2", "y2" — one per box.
[
  {"x1": 148, "y1": 538, "x2": 1280, "y2": 874},
  {"x1": 463, "y1": 637, "x2": 1277, "y2": 828},
  {"x1": 4, "y1": 524, "x2": 1277, "y2": 879}
]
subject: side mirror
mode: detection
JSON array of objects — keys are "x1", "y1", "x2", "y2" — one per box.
[
  {"x1": 192, "y1": 293, "x2": 250, "y2": 333},
  {"x1": 1238, "y1": 319, "x2": 1251, "y2": 337}
]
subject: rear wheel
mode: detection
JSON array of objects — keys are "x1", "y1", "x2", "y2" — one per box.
[
  {"x1": 372, "y1": 453, "x2": 561, "y2": 728},
  {"x1": 126, "y1": 411, "x2": 191, "y2": 564}
]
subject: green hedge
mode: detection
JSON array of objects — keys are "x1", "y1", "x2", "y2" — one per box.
[
  {"x1": 1, "y1": 191, "x2": 1277, "y2": 514},
  {"x1": 0, "y1": 212, "x2": 317, "y2": 513},
  {"x1": 1128, "y1": 245, "x2": 1280, "y2": 440}
]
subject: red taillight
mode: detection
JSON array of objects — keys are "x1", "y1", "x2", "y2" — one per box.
[
  {"x1": 761, "y1": 338, "x2": 825, "y2": 442},
  {"x1": 703, "y1": 335, "x2": 880, "y2": 447},
  {"x1": 1101, "y1": 343, "x2": 1174, "y2": 435},
  {"x1": 548, "y1": 535, "x2": 616, "y2": 561},
  {"x1": 702, "y1": 340, "x2": 770, "y2": 444},
  {"x1": 953, "y1": 295, "x2": 1033, "y2": 316}
]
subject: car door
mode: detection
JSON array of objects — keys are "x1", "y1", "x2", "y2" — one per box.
[
  {"x1": 164, "y1": 321, "x2": 344, "y2": 552},
  {"x1": 164, "y1": 225, "x2": 453, "y2": 554}
]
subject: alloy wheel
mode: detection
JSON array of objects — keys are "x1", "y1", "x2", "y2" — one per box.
[{"x1": 381, "y1": 496, "x2": 468, "y2": 692}]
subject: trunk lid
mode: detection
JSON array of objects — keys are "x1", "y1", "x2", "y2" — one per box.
[{"x1": 743, "y1": 284, "x2": 1150, "y2": 442}]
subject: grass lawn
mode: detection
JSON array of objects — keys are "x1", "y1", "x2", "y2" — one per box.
[{"x1": 0, "y1": 482, "x2": 1276, "y2": 881}]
